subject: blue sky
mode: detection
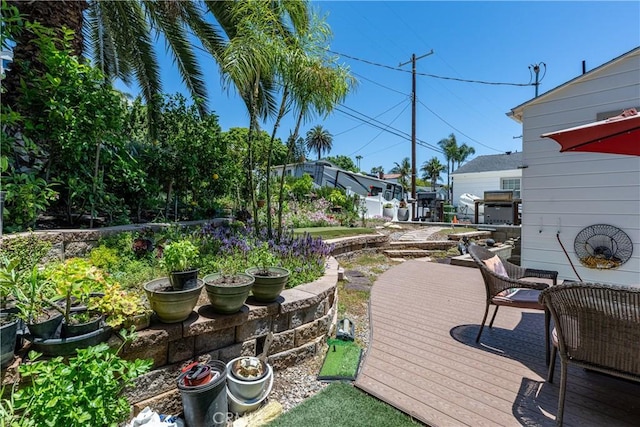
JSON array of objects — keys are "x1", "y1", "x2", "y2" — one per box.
[{"x1": 131, "y1": 1, "x2": 640, "y2": 175}]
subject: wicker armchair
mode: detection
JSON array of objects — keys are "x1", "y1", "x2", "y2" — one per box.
[
  {"x1": 468, "y1": 245, "x2": 558, "y2": 364},
  {"x1": 539, "y1": 283, "x2": 640, "y2": 426}
]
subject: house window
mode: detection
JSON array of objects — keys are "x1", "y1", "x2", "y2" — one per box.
[{"x1": 501, "y1": 178, "x2": 521, "y2": 198}]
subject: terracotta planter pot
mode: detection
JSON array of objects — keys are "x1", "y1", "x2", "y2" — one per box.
[
  {"x1": 144, "y1": 277, "x2": 204, "y2": 323},
  {"x1": 245, "y1": 267, "x2": 290, "y2": 302},
  {"x1": 203, "y1": 273, "x2": 254, "y2": 314}
]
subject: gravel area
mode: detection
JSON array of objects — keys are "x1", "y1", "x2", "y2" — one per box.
[{"x1": 269, "y1": 224, "x2": 445, "y2": 413}]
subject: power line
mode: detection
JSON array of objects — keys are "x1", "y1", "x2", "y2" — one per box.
[
  {"x1": 352, "y1": 71, "x2": 409, "y2": 96},
  {"x1": 334, "y1": 98, "x2": 408, "y2": 136},
  {"x1": 336, "y1": 104, "x2": 444, "y2": 153},
  {"x1": 328, "y1": 49, "x2": 535, "y2": 87},
  {"x1": 346, "y1": 101, "x2": 411, "y2": 156},
  {"x1": 417, "y1": 99, "x2": 503, "y2": 153}
]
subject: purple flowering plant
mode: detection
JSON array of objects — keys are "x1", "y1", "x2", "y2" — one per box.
[{"x1": 199, "y1": 222, "x2": 333, "y2": 288}]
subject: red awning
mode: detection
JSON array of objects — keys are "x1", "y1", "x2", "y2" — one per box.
[{"x1": 541, "y1": 108, "x2": 640, "y2": 156}]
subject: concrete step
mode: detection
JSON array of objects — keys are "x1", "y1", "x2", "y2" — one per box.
[
  {"x1": 447, "y1": 230, "x2": 492, "y2": 241},
  {"x1": 389, "y1": 240, "x2": 457, "y2": 250},
  {"x1": 383, "y1": 249, "x2": 447, "y2": 258}
]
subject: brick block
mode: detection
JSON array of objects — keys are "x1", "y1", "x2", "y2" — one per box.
[
  {"x1": 126, "y1": 363, "x2": 183, "y2": 404},
  {"x1": 218, "y1": 343, "x2": 243, "y2": 363},
  {"x1": 294, "y1": 321, "x2": 318, "y2": 347},
  {"x1": 242, "y1": 339, "x2": 256, "y2": 356},
  {"x1": 235, "y1": 317, "x2": 272, "y2": 341},
  {"x1": 289, "y1": 303, "x2": 318, "y2": 328},
  {"x1": 132, "y1": 389, "x2": 181, "y2": 419},
  {"x1": 186, "y1": 306, "x2": 248, "y2": 336},
  {"x1": 271, "y1": 313, "x2": 289, "y2": 333},
  {"x1": 168, "y1": 336, "x2": 195, "y2": 364},
  {"x1": 245, "y1": 301, "x2": 279, "y2": 320},
  {"x1": 269, "y1": 330, "x2": 295, "y2": 354},
  {"x1": 316, "y1": 313, "x2": 332, "y2": 337},
  {"x1": 113, "y1": 329, "x2": 172, "y2": 368},
  {"x1": 267, "y1": 341, "x2": 317, "y2": 370},
  {"x1": 278, "y1": 288, "x2": 316, "y2": 313},
  {"x1": 194, "y1": 327, "x2": 235, "y2": 354}
]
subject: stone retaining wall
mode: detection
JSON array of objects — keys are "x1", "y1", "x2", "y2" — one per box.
[{"x1": 118, "y1": 257, "x2": 339, "y2": 415}]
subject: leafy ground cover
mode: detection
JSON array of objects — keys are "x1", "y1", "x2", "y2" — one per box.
[{"x1": 266, "y1": 382, "x2": 420, "y2": 427}]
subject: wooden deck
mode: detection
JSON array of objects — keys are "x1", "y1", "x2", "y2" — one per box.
[{"x1": 354, "y1": 260, "x2": 640, "y2": 426}]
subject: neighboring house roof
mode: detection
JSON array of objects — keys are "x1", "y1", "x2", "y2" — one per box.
[
  {"x1": 509, "y1": 46, "x2": 640, "y2": 122},
  {"x1": 383, "y1": 173, "x2": 401, "y2": 180},
  {"x1": 451, "y1": 152, "x2": 523, "y2": 174}
]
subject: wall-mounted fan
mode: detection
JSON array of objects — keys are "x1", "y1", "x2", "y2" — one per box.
[{"x1": 574, "y1": 224, "x2": 633, "y2": 269}]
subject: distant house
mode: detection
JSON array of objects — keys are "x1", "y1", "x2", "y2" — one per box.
[
  {"x1": 451, "y1": 152, "x2": 523, "y2": 203},
  {"x1": 381, "y1": 173, "x2": 401, "y2": 184},
  {"x1": 509, "y1": 47, "x2": 639, "y2": 286}
]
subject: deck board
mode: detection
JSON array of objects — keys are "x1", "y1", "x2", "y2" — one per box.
[{"x1": 354, "y1": 260, "x2": 640, "y2": 426}]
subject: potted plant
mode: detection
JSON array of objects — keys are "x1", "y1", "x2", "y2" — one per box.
[
  {"x1": 397, "y1": 199, "x2": 410, "y2": 221},
  {"x1": 89, "y1": 282, "x2": 151, "y2": 331},
  {"x1": 45, "y1": 258, "x2": 107, "y2": 338},
  {"x1": 382, "y1": 202, "x2": 395, "y2": 220},
  {"x1": 161, "y1": 239, "x2": 200, "y2": 290},
  {"x1": 0, "y1": 260, "x2": 61, "y2": 342},
  {"x1": 0, "y1": 259, "x2": 21, "y2": 367},
  {"x1": 246, "y1": 243, "x2": 290, "y2": 303},
  {"x1": 204, "y1": 257, "x2": 254, "y2": 314}
]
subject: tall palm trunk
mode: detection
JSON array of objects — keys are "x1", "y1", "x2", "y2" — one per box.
[
  {"x1": 277, "y1": 108, "x2": 305, "y2": 240},
  {"x1": 265, "y1": 85, "x2": 290, "y2": 239}
]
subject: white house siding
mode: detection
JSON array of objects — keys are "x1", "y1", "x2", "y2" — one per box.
[
  {"x1": 452, "y1": 170, "x2": 521, "y2": 205},
  {"x1": 515, "y1": 49, "x2": 640, "y2": 286}
]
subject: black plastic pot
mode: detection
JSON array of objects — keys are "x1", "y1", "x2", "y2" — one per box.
[
  {"x1": 169, "y1": 269, "x2": 200, "y2": 291},
  {"x1": 27, "y1": 312, "x2": 63, "y2": 340},
  {"x1": 177, "y1": 360, "x2": 228, "y2": 427},
  {"x1": 30, "y1": 326, "x2": 112, "y2": 357},
  {"x1": 1, "y1": 315, "x2": 19, "y2": 369},
  {"x1": 62, "y1": 312, "x2": 103, "y2": 338}
]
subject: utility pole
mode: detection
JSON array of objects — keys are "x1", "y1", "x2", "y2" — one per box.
[
  {"x1": 399, "y1": 50, "x2": 433, "y2": 206},
  {"x1": 529, "y1": 62, "x2": 546, "y2": 97}
]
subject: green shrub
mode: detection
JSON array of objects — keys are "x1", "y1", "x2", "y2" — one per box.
[{"x1": 12, "y1": 338, "x2": 151, "y2": 427}]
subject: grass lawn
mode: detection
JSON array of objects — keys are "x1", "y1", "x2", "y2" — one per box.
[
  {"x1": 293, "y1": 227, "x2": 376, "y2": 239},
  {"x1": 266, "y1": 382, "x2": 420, "y2": 427}
]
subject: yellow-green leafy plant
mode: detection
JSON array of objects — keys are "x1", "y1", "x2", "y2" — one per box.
[
  {"x1": 45, "y1": 258, "x2": 108, "y2": 324},
  {"x1": 89, "y1": 282, "x2": 150, "y2": 329},
  {"x1": 161, "y1": 239, "x2": 199, "y2": 273}
]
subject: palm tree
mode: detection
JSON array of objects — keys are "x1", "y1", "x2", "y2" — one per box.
[
  {"x1": 218, "y1": 1, "x2": 312, "y2": 235},
  {"x1": 438, "y1": 133, "x2": 458, "y2": 201},
  {"x1": 390, "y1": 157, "x2": 411, "y2": 190},
  {"x1": 3, "y1": 1, "x2": 304, "y2": 123},
  {"x1": 370, "y1": 166, "x2": 385, "y2": 177},
  {"x1": 421, "y1": 157, "x2": 446, "y2": 191},
  {"x1": 305, "y1": 125, "x2": 333, "y2": 160},
  {"x1": 454, "y1": 143, "x2": 476, "y2": 168}
]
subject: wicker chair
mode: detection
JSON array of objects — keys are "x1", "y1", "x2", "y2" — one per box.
[
  {"x1": 539, "y1": 283, "x2": 640, "y2": 426},
  {"x1": 468, "y1": 244, "x2": 558, "y2": 364}
]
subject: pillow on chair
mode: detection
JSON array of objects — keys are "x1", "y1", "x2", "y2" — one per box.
[{"x1": 483, "y1": 255, "x2": 508, "y2": 278}]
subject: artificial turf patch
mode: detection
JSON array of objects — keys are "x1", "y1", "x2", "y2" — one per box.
[{"x1": 317, "y1": 339, "x2": 362, "y2": 381}]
